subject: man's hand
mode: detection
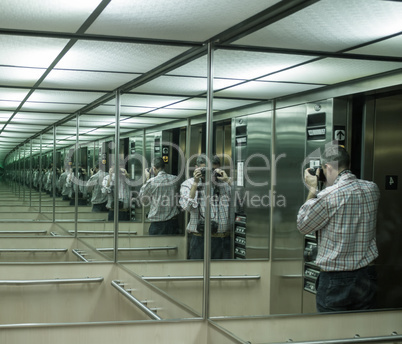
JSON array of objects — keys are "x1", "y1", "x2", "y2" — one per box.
[
  {"x1": 214, "y1": 168, "x2": 231, "y2": 184},
  {"x1": 144, "y1": 168, "x2": 151, "y2": 181},
  {"x1": 193, "y1": 168, "x2": 202, "y2": 183},
  {"x1": 304, "y1": 168, "x2": 318, "y2": 200}
]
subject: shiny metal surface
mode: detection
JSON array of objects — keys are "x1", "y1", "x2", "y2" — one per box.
[
  {"x1": 111, "y1": 280, "x2": 162, "y2": 320},
  {"x1": 370, "y1": 94, "x2": 402, "y2": 309},
  {"x1": 270, "y1": 103, "x2": 306, "y2": 314},
  {"x1": 0, "y1": 277, "x2": 104, "y2": 285},
  {"x1": 232, "y1": 111, "x2": 272, "y2": 259}
]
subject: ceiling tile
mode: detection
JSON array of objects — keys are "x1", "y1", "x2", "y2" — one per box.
[
  {"x1": 0, "y1": 66, "x2": 45, "y2": 88},
  {"x1": 133, "y1": 75, "x2": 243, "y2": 96},
  {"x1": 261, "y1": 58, "x2": 402, "y2": 85},
  {"x1": 0, "y1": 0, "x2": 103, "y2": 32},
  {"x1": 20, "y1": 102, "x2": 84, "y2": 113},
  {"x1": 28, "y1": 90, "x2": 107, "y2": 104},
  {"x1": 0, "y1": 88, "x2": 31, "y2": 101},
  {"x1": 120, "y1": 94, "x2": 187, "y2": 107},
  {"x1": 140, "y1": 108, "x2": 204, "y2": 118},
  {"x1": 234, "y1": 0, "x2": 402, "y2": 52},
  {"x1": 348, "y1": 35, "x2": 402, "y2": 57},
  {"x1": 215, "y1": 81, "x2": 323, "y2": 100},
  {"x1": 0, "y1": 36, "x2": 69, "y2": 68},
  {"x1": 41, "y1": 69, "x2": 138, "y2": 91},
  {"x1": 170, "y1": 51, "x2": 316, "y2": 79},
  {"x1": 86, "y1": 0, "x2": 280, "y2": 41},
  {"x1": 55, "y1": 40, "x2": 190, "y2": 73}
]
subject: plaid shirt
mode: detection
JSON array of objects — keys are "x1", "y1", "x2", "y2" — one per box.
[
  {"x1": 297, "y1": 170, "x2": 380, "y2": 272},
  {"x1": 102, "y1": 173, "x2": 131, "y2": 209},
  {"x1": 87, "y1": 170, "x2": 108, "y2": 205},
  {"x1": 139, "y1": 171, "x2": 180, "y2": 222},
  {"x1": 179, "y1": 177, "x2": 231, "y2": 234}
]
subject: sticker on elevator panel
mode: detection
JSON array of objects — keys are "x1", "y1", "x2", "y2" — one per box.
[
  {"x1": 334, "y1": 126, "x2": 346, "y2": 144},
  {"x1": 237, "y1": 161, "x2": 244, "y2": 187},
  {"x1": 385, "y1": 175, "x2": 398, "y2": 190}
]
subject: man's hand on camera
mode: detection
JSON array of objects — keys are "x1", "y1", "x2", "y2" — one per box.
[
  {"x1": 144, "y1": 168, "x2": 151, "y2": 181},
  {"x1": 305, "y1": 168, "x2": 318, "y2": 189},
  {"x1": 193, "y1": 168, "x2": 202, "y2": 183},
  {"x1": 304, "y1": 168, "x2": 319, "y2": 201},
  {"x1": 214, "y1": 168, "x2": 230, "y2": 184},
  {"x1": 119, "y1": 168, "x2": 128, "y2": 178}
]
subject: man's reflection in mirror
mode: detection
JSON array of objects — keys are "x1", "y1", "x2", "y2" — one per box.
[
  {"x1": 87, "y1": 163, "x2": 109, "y2": 213},
  {"x1": 66, "y1": 165, "x2": 89, "y2": 206},
  {"x1": 179, "y1": 154, "x2": 231, "y2": 259},
  {"x1": 298, "y1": 145, "x2": 379, "y2": 312},
  {"x1": 138, "y1": 157, "x2": 180, "y2": 235},
  {"x1": 102, "y1": 160, "x2": 131, "y2": 221},
  {"x1": 59, "y1": 165, "x2": 71, "y2": 201},
  {"x1": 55, "y1": 166, "x2": 62, "y2": 197}
]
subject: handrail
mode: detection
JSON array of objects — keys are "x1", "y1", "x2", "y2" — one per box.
[
  {"x1": 72, "y1": 248, "x2": 90, "y2": 262},
  {"x1": 0, "y1": 248, "x2": 67, "y2": 253},
  {"x1": 0, "y1": 277, "x2": 104, "y2": 286},
  {"x1": 68, "y1": 230, "x2": 137, "y2": 235},
  {"x1": 0, "y1": 230, "x2": 47, "y2": 234},
  {"x1": 97, "y1": 246, "x2": 177, "y2": 252},
  {"x1": 111, "y1": 280, "x2": 161, "y2": 320},
  {"x1": 143, "y1": 275, "x2": 261, "y2": 281},
  {"x1": 268, "y1": 332, "x2": 402, "y2": 344}
]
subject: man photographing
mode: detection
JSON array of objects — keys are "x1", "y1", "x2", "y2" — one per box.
[
  {"x1": 297, "y1": 145, "x2": 380, "y2": 312},
  {"x1": 139, "y1": 157, "x2": 180, "y2": 235},
  {"x1": 179, "y1": 154, "x2": 231, "y2": 259}
]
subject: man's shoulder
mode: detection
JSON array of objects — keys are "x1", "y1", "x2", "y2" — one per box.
[{"x1": 181, "y1": 177, "x2": 194, "y2": 186}]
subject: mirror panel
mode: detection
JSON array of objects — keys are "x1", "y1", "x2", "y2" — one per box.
[
  {"x1": 74, "y1": 110, "x2": 115, "y2": 261},
  {"x1": 117, "y1": 53, "x2": 209, "y2": 316},
  {"x1": 54, "y1": 119, "x2": 77, "y2": 224}
]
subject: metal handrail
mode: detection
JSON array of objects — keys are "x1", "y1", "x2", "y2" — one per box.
[
  {"x1": 68, "y1": 230, "x2": 137, "y2": 235},
  {"x1": 0, "y1": 277, "x2": 104, "y2": 286},
  {"x1": 0, "y1": 230, "x2": 47, "y2": 234},
  {"x1": 268, "y1": 332, "x2": 401, "y2": 344},
  {"x1": 111, "y1": 280, "x2": 161, "y2": 320},
  {"x1": 72, "y1": 248, "x2": 90, "y2": 262},
  {"x1": 0, "y1": 248, "x2": 67, "y2": 253},
  {"x1": 97, "y1": 246, "x2": 177, "y2": 252},
  {"x1": 143, "y1": 275, "x2": 261, "y2": 282}
]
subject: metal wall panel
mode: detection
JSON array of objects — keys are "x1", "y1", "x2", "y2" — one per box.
[
  {"x1": 370, "y1": 94, "x2": 402, "y2": 308},
  {"x1": 270, "y1": 103, "x2": 306, "y2": 314},
  {"x1": 232, "y1": 111, "x2": 271, "y2": 259}
]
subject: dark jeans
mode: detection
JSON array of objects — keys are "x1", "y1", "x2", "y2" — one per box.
[
  {"x1": 149, "y1": 218, "x2": 179, "y2": 235},
  {"x1": 188, "y1": 234, "x2": 231, "y2": 260},
  {"x1": 316, "y1": 265, "x2": 377, "y2": 312},
  {"x1": 92, "y1": 202, "x2": 108, "y2": 213},
  {"x1": 108, "y1": 210, "x2": 130, "y2": 222}
]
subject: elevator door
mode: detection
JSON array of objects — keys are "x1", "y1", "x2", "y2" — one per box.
[{"x1": 369, "y1": 94, "x2": 402, "y2": 309}]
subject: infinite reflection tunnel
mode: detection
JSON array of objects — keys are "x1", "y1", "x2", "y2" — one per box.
[{"x1": 1, "y1": 0, "x2": 402, "y2": 343}]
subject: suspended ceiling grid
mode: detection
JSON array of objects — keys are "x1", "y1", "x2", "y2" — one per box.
[{"x1": 1, "y1": 0, "x2": 402, "y2": 164}]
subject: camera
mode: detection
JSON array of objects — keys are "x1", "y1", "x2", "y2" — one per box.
[
  {"x1": 200, "y1": 167, "x2": 207, "y2": 177},
  {"x1": 308, "y1": 167, "x2": 326, "y2": 182},
  {"x1": 303, "y1": 245, "x2": 318, "y2": 262},
  {"x1": 200, "y1": 167, "x2": 222, "y2": 180},
  {"x1": 197, "y1": 219, "x2": 218, "y2": 234}
]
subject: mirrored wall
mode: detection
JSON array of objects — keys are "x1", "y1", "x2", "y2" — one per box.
[{"x1": 2, "y1": 41, "x2": 402, "y2": 325}]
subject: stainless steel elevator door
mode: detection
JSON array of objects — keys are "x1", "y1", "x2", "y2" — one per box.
[{"x1": 372, "y1": 94, "x2": 402, "y2": 309}]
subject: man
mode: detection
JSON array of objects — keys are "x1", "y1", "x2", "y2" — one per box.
[
  {"x1": 139, "y1": 157, "x2": 180, "y2": 235},
  {"x1": 179, "y1": 154, "x2": 231, "y2": 259},
  {"x1": 59, "y1": 165, "x2": 72, "y2": 201},
  {"x1": 102, "y1": 162, "x2": 131, "y2": 221},
  {"x1": 86, "y1": 164, "x2": 108, "y2": 212},
  {"x1": 297, "y1": 145, "x2": 380, "y2": 312}
]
